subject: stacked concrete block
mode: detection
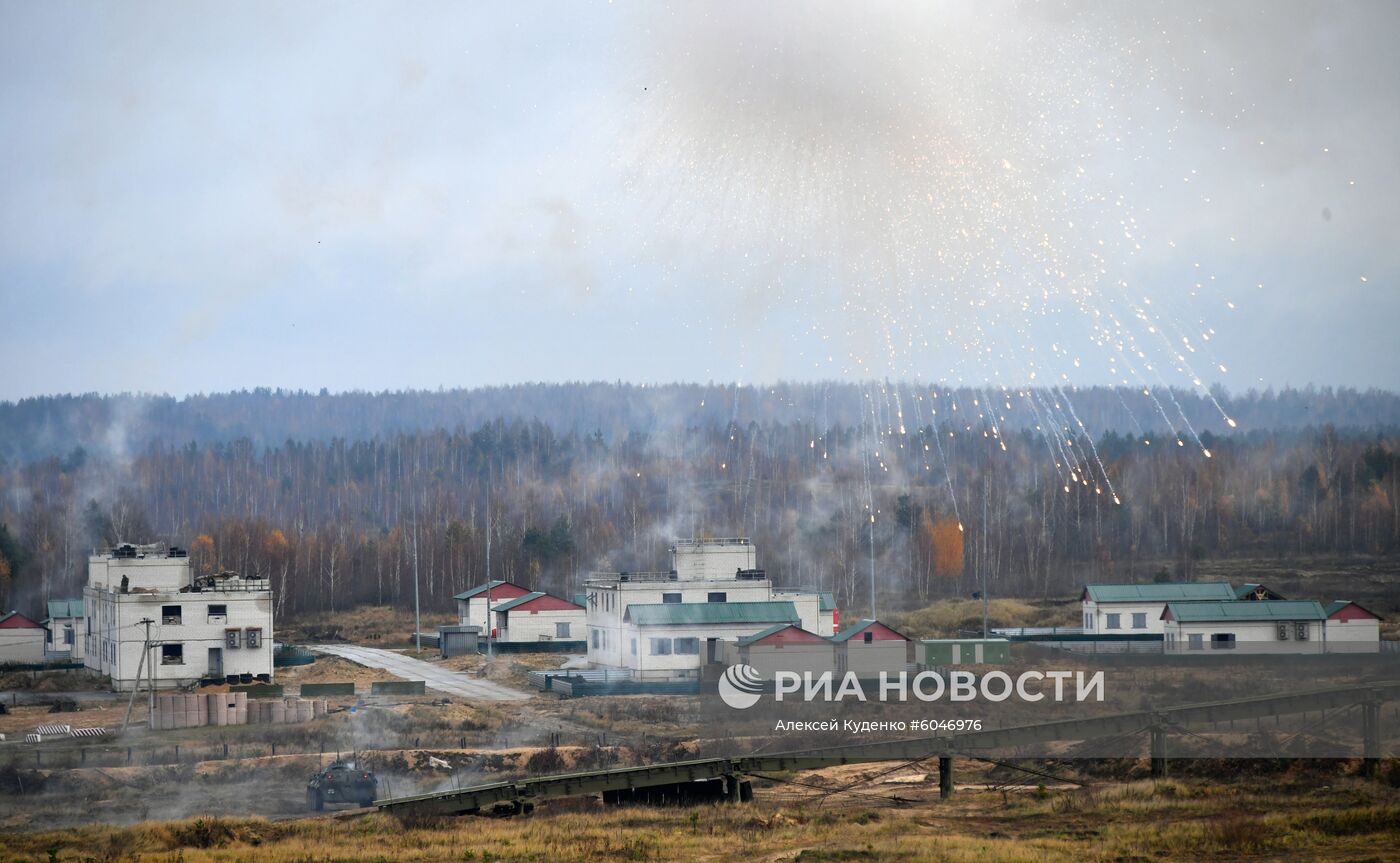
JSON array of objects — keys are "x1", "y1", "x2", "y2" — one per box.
[
  {"x1": 152, "y1": 690, "x2": 322, "y2": 730},
  {"x1": 245, "y1": 696, "x2": 327, "y2": 725}
]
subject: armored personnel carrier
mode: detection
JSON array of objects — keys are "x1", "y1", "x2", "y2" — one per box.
[{"x1": 306, "y1": 760, "x2": 378, "y2": 810}]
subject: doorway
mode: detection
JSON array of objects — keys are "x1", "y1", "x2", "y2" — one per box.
[{"x1": 208, "y1": 647, "x2": 224, "y2": 677}]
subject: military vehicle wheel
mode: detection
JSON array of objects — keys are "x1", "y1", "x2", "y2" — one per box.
[{"x1": 308, "y1": 790, "x2": 324, "y2": 811}]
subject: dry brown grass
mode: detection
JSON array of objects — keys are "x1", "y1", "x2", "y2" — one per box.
[
  {"x1": 889, "y1": 598, "x2": 1076, "y2": 639},
  {"x1": 278, "y1": 604, "x2": 456, "y2": 647},
  {"x1": 4, "y1": 773, "x2": 1397, "y2": 862}
]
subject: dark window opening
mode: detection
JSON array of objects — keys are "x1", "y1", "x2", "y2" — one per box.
[
  {"x1": 707, "y1": 592, "x2": 727, "y2": 603},
  {"x1": 863, "y1": 631, "x2": 874, "y2": 644},
  {"x1": 161, "y1": 644, "x2": 184, "y2": 665},
  {"x1": 161, "y1": 605, "x2": 182, "y2": 625},
  {"x1": 662, "y1": 593, "x2": 682, "y2": 604}
]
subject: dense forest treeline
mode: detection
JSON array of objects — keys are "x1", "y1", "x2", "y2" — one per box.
[
  {"x1": 4, "y1": 382, "x2": 1400, "y2": 464},
  {"x1": 2, "y1": 383, "x2": 1398, "y2": 621}
]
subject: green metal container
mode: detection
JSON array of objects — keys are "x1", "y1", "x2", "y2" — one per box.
[{"x1": 921, "y1": 638, "x2": 1011, "y2": 666}]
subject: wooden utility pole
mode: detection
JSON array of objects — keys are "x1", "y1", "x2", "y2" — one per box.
[{"x1": 120, "y1": 618, "x2": 154, "y2": 733}]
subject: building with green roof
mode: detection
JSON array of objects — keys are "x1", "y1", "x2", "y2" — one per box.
[
  {"x1": 1081, "y1": 581, "x2": 1237, "y2": 636},
  {"x1": 42, "y1": 598, "x2": 85, "y2": 659},
  {"x1": 1162, "y1": 600, "x2": 1333, "y2": 654}
]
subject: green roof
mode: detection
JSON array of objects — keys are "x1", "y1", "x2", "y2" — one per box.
[
  {"x1": 490, "y1": 591, "x2": 546, "y2": 613},
  {"x1": 920, "y1": 638, "x2": 1010, "y2": 644},
  {"x1": 490, "y1": 591, "x2": 583, "y2": 613},
  {"x1": 46, "y1": 599, "x2": 83, "y2": 620},
  {"x1": 626, "y1": 600, "x2": 800, "y2": 627},
  {"x1": 453, "y1": 580, "x2": 523, "y2": 601},
  {"x1": 1164, "y1": 600, "x2": 1326, "y2": 623},
  {"x1": 736, "y1": 623, "x2": 822, "y2": 647},
  {"x1": 830, "y1": 619, "x2": 909, "y2": 643},
  {"x1": 573, "y1": 593, "x2": 586, "y2": 608},
  {"x1": 818, "y1": 592, "x2": 836, "y2": 612},
  {"x1": 1084, "y1": 582, "x2": 1236, "y2": 603}
]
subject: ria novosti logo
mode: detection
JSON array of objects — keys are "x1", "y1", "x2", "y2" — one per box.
[
  {"x1": 718, "y1": 664, "x2": 765, "y2": 709},
  {"x1": 715, "y1": 663, "x2": 1105, "y2": 709}
]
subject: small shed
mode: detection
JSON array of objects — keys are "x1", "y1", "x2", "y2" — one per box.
[
  {"x1": 437, "y1": 625, "x2": 481, "y2": 658},
  {"x1": 921, "y1": 637, "x2": 1011, "y2": 667},
  {"x1": 0, "y1": 611, "x2": 48, "y2": 663},
  {"x1": 731, "y1": 623, "x2": 833, "y2": 677},
  {"x1": 831, "y1": 619, "x2": 914, "y2": 677},
  {"x1": 1324, "y1": 601, "x2": 1382, "y2": 653},
  {"x1": 492, "y1": 591, "x2": 586, "y2": 643}
]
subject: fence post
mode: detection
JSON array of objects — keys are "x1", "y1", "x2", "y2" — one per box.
[
  {"x1": 939, "y1": 756, "x2": 954, "y2": 799},
  {"x1": 1362, "y1": 700, "x2": 1381, "y2": 779},
  {"x1": 1150, "y1": 724, "x2": 1168, "y2": 778}
]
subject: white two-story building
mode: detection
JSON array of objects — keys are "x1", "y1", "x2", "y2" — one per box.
[
  {"x1": 584, "y1": 538, "x2": 824, "y2": 679},
  {"x1": 84, "y1": 543, "x2": 274, "y2": 690}
]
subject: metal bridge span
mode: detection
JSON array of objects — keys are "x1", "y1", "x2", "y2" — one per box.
[{"x1": 377, "y1": 682, "x2": 1399, "y2": 817}]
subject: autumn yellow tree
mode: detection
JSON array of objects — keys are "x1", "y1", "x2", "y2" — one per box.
[
  {"x1": 190, "y1": 533, "x2": 216, "y2": 575},
  {"x1": 929, "y1": 517, "x2": 964, "y2": 579}
]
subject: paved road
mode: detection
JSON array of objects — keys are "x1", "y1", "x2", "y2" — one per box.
[{"x1": 309, "y1": 644, "x2": 530, "y2": 701}]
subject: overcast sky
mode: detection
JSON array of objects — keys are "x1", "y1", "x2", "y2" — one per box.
[{"x1": 2, "y1": 1, "x2": 1397, "y2": 400}]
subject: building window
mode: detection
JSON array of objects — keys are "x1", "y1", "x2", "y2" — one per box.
[
  {"x1": 63, "y1": 627, "x2": 74, "y2": 646},
  {"x1": 1210, "y1": 633, "x2": 1236, "y2": 650},
  {"x1": 662, "y1": 593, "x2": 682, "y2": 604},
  {"x1": 161, "y1": 644, "x2": 184, "y2": 665},
  {"x1": 246, "y1": 627, "x2": 262, "y2": 649},
  {"x1": 1131, "y1": 613, "x2": 1147, "y2": 630},
  {"x1": 1105, "y1": 613, "x2": 1120, "y2": 630},
  {"x1": 161, "y1": 605, "x2": 182, "y2": 625},
  {"x1": 225, "y1": 629, "x2": 241, "y2": 649},
  {"x1": 707, "y1": 592, "x2": 727, "y2": 603},
  {"x1": 590, "y1": 629, "x2": 600, "y2": 649},
  {"x1": 674, "y1": 638, "x2": 700, "y2": 655},
  {"x1": 207, "y1": 604, "x2": 227, "y2": 623},
  {"x1": 555, "y1": 622, "x2": 570, "y2": 639},
  {"x1": 1084, "y1": 612, "x2": 1091, "y2": 629},
  {"x1": 1188, "y1": 634, "x2": 1203, "y2": 650},
  {"x1": 630, "y1": 638, "x2": 637, "y2": 656},
  {"x1": 863, "y1": 631, "x2": 874, "y2": 644},
  {"x1": 650, "y1": 637, "x2": 673, "y2": 656}
]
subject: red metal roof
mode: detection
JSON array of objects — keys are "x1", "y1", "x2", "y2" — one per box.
[{"x1": 0, "y1": 611, "x2": 44, "y2": 629}]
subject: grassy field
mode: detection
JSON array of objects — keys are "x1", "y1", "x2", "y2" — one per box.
[{"x1": 3, "y1": 769, "x2": 1398, "y2": 862}]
